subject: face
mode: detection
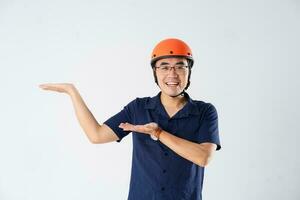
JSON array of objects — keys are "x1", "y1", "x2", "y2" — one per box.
[{"x1": 154, "y1": 57, "x2": 189, "y2": 97}]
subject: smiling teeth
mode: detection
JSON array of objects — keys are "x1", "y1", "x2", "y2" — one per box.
[{"x1": 166, "y1": 82, "x2": 179, "y2": 85}]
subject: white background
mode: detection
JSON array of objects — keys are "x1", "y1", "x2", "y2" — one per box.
[{"x1": 0, "y1": 0, "x2": 299, "y2": 199}]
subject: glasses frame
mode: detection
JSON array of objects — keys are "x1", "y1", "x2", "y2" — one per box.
[{"x1": 155, "y1": 64, "x2": 189, "y2": 74}]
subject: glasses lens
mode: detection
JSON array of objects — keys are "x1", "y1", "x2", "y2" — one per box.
[{"x1": 157, "y1": 65, "x2": 187, "y2": 74}]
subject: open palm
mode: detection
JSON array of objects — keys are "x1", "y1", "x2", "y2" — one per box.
[
  {"x1": 119, "y1": 122, "x2": 159, "y2": 135},
  {"x1": 39, "y1": 83, "x2": 75, "y2": 94}
]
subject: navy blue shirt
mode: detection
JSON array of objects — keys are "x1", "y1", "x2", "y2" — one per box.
[{"x1": 104, "y1": 91, "x2": 221, "y2": 200}]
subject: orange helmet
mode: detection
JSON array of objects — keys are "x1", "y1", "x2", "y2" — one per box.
[{"x1": 150, "y1": 38, "x2": 194, "y2": 67}]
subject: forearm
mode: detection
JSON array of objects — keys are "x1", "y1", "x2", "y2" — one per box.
[
  {"x1": 159, "y1": 130, "x2": 209, "y2": 167},
  {"x1": 68, "y1": 88, "x2": 100, "y2": 142},
  {"x1": 118, "y1": 122, "x2": 214, "y2": 166}
]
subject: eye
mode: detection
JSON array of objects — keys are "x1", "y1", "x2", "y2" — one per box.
[
  {"x1": 160, "y1": 66, "x2": 169, "y2": 71},
  {"x1": 175, "y1": 65, "x2": 186, "y2": 70}
]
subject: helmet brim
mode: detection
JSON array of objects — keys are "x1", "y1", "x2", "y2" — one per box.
[{"x1": 150, "y1": 55, "x2": 194, "y2": 68}]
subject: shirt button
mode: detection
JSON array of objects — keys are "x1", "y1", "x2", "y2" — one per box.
[
  {"x1": 164, "y1": 152, "x2": 168, "y2": 156},
  {"x1": 163, "y1": 169, "x2": 166, "y2": 173},
  {"x1": 161, "y1": 187, "x2": 165, "y2": 191}
]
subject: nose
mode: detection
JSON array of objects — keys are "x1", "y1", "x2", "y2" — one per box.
[{"x1": 168, "y1": 67, "x2": 178, "y2": 77}]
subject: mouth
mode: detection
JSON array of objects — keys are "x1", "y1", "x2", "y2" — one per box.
[{"x1": 165, "y1": 82, "x2": 180, "y2": 87}]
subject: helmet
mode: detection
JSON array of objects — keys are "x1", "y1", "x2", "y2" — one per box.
[
  {"x1": 150, "y1": 38, "x2": 194, "y2": 68},
  {"x1": 150, "y1": 38, "x2": 194, "y2": 92}
]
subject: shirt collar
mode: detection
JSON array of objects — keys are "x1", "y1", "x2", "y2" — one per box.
[{"x1": 144, "y1": 91, "x2": 200, "y2": 118}]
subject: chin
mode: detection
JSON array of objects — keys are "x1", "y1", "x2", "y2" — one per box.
[{"x1": 162, "y1": 88, "x2": 182, "y2": 97}]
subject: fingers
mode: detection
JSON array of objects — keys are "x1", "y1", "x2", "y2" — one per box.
[
  {"x1": 38, "y1": 83, "x2": 70, "y2": 93},
  {"x1": 119, "y1": 122, "x2": 153, "y2": 135},
  {"x1": 119, "y1": 123, "x2": 143, "y2": 132},
  {"x1": 39, "y1": 84, "x2": 50, "y2": 89},
  {"x1": 39, "y1": 83, "x2": 58, "y2": 90},
  {"x1": 119, "y1": 122, "x2": 135, "y2": 131}
]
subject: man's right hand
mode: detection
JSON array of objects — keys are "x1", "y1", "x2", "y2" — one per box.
[
  {"x1": 39, "y1": 83, "x2": 75, "y2": 95},
  {"x1": 38, "y1": 82, "x2": 120, "y2": 144}
]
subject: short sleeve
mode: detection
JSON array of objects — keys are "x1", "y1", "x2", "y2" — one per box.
[
  {"x1": 103, "y1": 99, "x2": 136, "y2": 143},
  {"x1": 197, "y1": 103, "x2": 221, "y2": 150}
]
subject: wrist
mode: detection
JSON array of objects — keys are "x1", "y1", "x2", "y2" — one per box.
[
  {"x1": 68, "y1": 86, "x2": 78, "y2": 97},
  {"x1": 153, "y1": 127, "x2": 163, "y2": 140}
]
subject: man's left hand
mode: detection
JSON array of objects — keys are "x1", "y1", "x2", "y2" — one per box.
[{"x1": 119, "y1": 122, "x2": 159, "y2": 136}]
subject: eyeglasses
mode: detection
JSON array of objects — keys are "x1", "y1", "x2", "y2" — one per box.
[{"x1": 155, "y1": 64, "x2": 188, "y2": 74}]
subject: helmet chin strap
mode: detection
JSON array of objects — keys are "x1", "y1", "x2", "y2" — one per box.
[{"x1": 169, "y1": 89, "x2": 185, "y2": 98}]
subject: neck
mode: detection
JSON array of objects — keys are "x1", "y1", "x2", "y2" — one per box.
[{"x1": 160, "y1": 91, "x2": 187, "y2": 108}]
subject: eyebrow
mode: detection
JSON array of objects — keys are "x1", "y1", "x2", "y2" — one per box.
[{"x1": 159, "y1": 61, "x2": 185, "y2": 66}]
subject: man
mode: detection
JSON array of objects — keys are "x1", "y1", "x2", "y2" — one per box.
[{"x1": 39, "y1": 38, "x2": 221, "y2": 200}]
